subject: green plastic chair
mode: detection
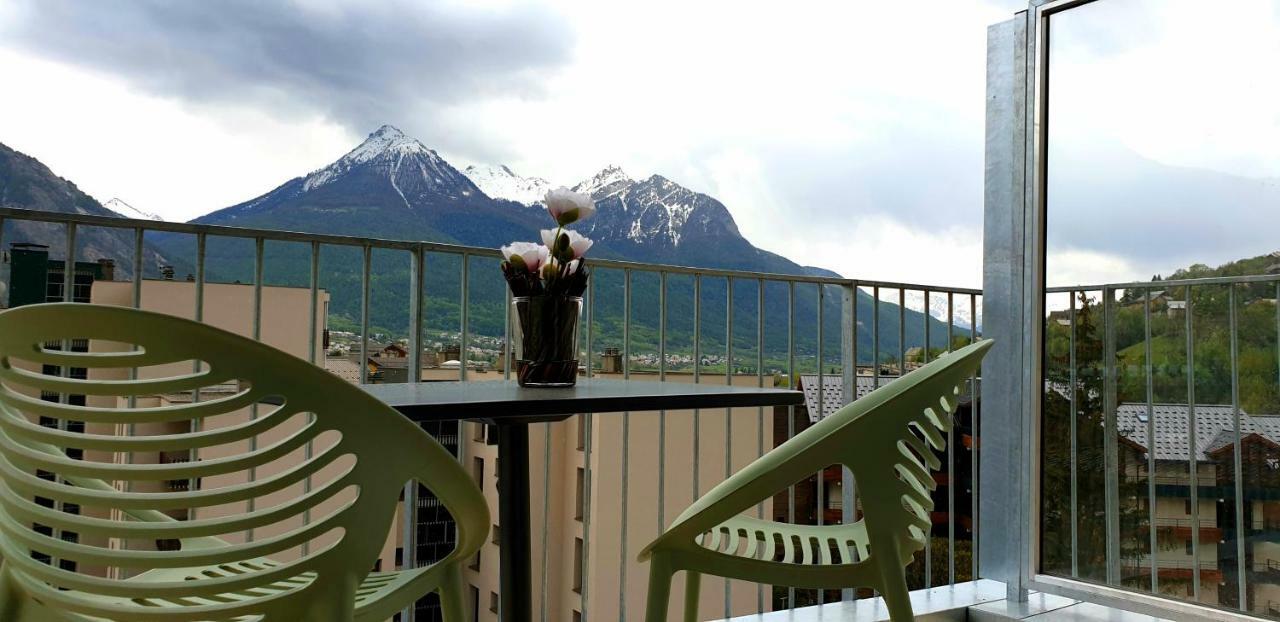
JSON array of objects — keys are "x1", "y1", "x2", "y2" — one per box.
[
  {"x1": 639, "y1": 339, "x2": 992, "y2": 622},
  {"x1": 0, "y1": 302, "x2": 489, "y2": 621}
]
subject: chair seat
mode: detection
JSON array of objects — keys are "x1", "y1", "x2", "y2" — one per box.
[{"x1": 691, "y1": 514, "x2": 874, "y2": 566}]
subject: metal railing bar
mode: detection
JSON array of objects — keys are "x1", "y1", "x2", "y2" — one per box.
[
  {"x1": 460, "y1": 253, "x2": 470, "y2": 381},
  {"x1": 725, "y1": 276, "x2": 734, "y2": 616},
  {"x1": 1047, "y1": 273, "x2": 1280, "y2": 293},
  {"x1": 245, "y1": 236, "x2": 264, "y2": 542},
  {"x1": 756, "y1": 278, "x2": 765, "y2": 613},
  {"x1": 305, "y1": 241, "x2": 319, "y2": 559},
  {"x1": 1069, "y1": 291, "x2": 1078, "y2": 579},
  {"x1": 51, "y1": 221, "x2": 76, "y2": 571},
  {"x1": 0, "y1": 207, "x2": 985, "y2": 293},
  {"x1": 815, "y1": 282, "x2": 824, "y2": 606},
  {"x1": 1229, "y1": 286, "x2": 1245, "y2": 611},
  {"x1": 1186, "y1": 286, "x2": 1201, "y2": 598},
  {"x1": 1102, "y1": 288, "x2": 1119, "y2": 585},
  {"x1": 1144, "y1": 289, "x2": 1157, "y2": 592},
  {"x1": 842, "y1": 284, "x2": 859, "y2": 602},
  {"x1": 619, "y1": 268, "x2": 631, "y2": 622},
  {"x1": 969, "y1": 292, "x2": 978, "y2": 581},
  {"x1": 658, "y1": 271, "x2": 667, "y2": 537},
  {"x1": 786, "y1": 279, "x2": 795, "y2": 608},
  {"x1": 540, "y1": 420, "x2": 551, "y2": 622},
  {"x1": 694, "y1": 274, "x2": 702, "y2": 500},
  {"x1": 580, "y1": 272, "x2": 595, "y2": 620},
  {"x1": 359, "y1": 245, "x2": 371, "y2": 385}
]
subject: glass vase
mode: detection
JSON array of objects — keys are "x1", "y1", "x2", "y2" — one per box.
[{"x1": 512, "y1": 295, "x2": 582, "y2": 387}]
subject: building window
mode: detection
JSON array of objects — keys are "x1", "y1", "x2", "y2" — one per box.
[
  {"x1": 575, "y1": 467, "x2": 585, "y2": 521},
  {"x1": 573, "y1": 611, "x2": 582, "y2": 622},
  {"x1": 489, "y1": 591, "x2": 499, "y2": 614},
  {"x1": 470, "y1": 586, "x2": 480, "y2": 622},
  {"x1": 473, "y1": 457, "x2": 484, "y2": 489},
  {"x1": 577, "y1": 415, "x2": 586, "y2": 450},
  {"x1": 486, "y1": 423, "x2": 499, "y2": 446},
  {"x1": 469, "y1": 551, "x2": 481, "y2": 572},
  {"x1": 492, "y1": 524, "x2": 500, "y2": 545},
  {"x1": 1185, "y1": 498, "x2": 1192, "y2": 516},
  {"x1": 472, "y1": 423, "x2": 486, "y2": 442},
  {"x1": 1186, "y1": 539, "x2": 1193, "y2": 555},
  {"x1": 573, "y1": 537, "x2": 584, "y2": 593}
]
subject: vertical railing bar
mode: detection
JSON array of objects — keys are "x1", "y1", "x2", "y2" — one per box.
[
  {"x1": 1102, "y1": 287, "x2": 1119, "y2": 584},
  {"x1": 304, "y1": 241, "x2": 320, "y2": 560},
  {"x1": 944, "y1": 292, "x2": 955, "y2": 584},
  {"x1": 815, "y1": 282, "x2": 826, "y2": 606},
  {"x1": 725, "y1": 276, "x2": 734, "y2": 616},
  {"x1": 842, "y1": 283, "x2": 859, "y2": 602},
  {"x1": 460, "y1": 253, "x2": 470, "y2": 381},
  {"x1": 694, "y1": 274, "x2": 702, "y2": 499},
  {"x1": 540, "y1": 419, "x2": 551, "y2": 622},
  {"x1": 246, "y1": 237, "x2": 264, "y2": 541},
  {"x1": 585, "y1": 271, "x2": 594, "y2": 378},
  {"x1": 359, "y1": 245, "x2": 371, "y2": 384},
  {"x1": 408, "y1": 246, "x2": 424, "y2": 378},
  {"x1": 50, "y1": 221, "x2": 76, "y2": 571},
  {"x1": 1069, "y1": 291, "x2": 1079, "y2": 579},
  {"x1": 580, "y1": 273, "x2": 595, "y2": 619},
  {"x1": 126, "y1": 228, "x2": 143, "y2": 480},
  {"x1": 619, "y1": 267, "x2": 631, "y2": 622},
  {"x1": 873, "y1": 286, "x2": 881, "y2": 392},
  {"x1": 893, "y1": 287, "x2": 906, "y2": 592},
  {"x1": 504, "y1": 285, "x2": 513, "y2": 380},
  {"x1": 1144, "y1": 288, "x2": 1157, "y2": 592},
  {"x1": 1186, "y1": 286, "x2": 1201, "y2": 599},
  {"x1": 924, "y1": 291, "x2": 935, "y2": 588},
  {"x1": 786, "y1": 280, "x2": 795, "y2": 608},
  {"x1": 188, "y1": 233, "x2": 206, "y2": 523},
  {"x1": 968, "y1": 292, "x2": 978, "y2": 581},
  {"x1": 658, "y1": 271, "x2": 667, "y2": 536},
  {"x1": 756, "y1": 278, "x2": 765, "y2": 613},
  {"x1": 1229, "y1": 285, "x2": 1246, "y2": 611}
]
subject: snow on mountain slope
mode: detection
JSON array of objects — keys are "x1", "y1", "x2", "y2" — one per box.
[
  {"x1": 103, "y1": 198, "x2": 163, "y2": 221},
  {"x1": 462, "y1": 164, "x2": 550, "y2": 205}
]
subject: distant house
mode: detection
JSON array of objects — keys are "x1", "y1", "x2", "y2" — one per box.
[
  {"x1": 1166, "y1": 299, "x2": 1187, "y2": 317},
  {"x1": 381, "y1": 343, "x2": 408, "y2": 358}
]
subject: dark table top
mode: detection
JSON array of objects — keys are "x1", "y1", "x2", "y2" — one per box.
[{"x1": 362, "y1": 378, "x2": 804, "y2": 424}]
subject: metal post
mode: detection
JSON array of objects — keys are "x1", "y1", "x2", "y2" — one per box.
[
  {"x1": 359, "y1": 245, "x2": 371, "y2": 384},
  {"x1": 1144, "y1": 289, "x2": 1157, "y2": 592},
  {"x1": 1186, "y1": 287, "x2": 1201, "y2": 599},
  {"x1": 460, "y1": 254, "x2": 470, "y2": 381},
  {"x1": 619, "y1": 268, "x2": 630, "y2": 621},
  {"x1": 1103, "y1": 288, "x2": 1120, "y2": 585},
  {"x1": 841, "y1": 283, "x2": 858, "y2": 602},
  {"x1": 1069, "y1": 291, "x2": 1078, "y2": 578},
  {"x1": 1229, "y1": 286, "x2": 1246, "y2": 610},
  {"x1": 725, "y1": 277, "x2": 734, "y2": 615}
]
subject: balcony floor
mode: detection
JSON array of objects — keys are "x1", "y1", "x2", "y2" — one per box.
[{"x1": 717, "y1": 580, "x2": 1177, "y2": 622}]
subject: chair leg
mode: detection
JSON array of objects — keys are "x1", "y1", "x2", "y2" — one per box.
[
  {"x1": 869, "y1": 536, "x2": 914, "y2": 622},
  {"x1": 682, "y1": 571, "x2": 702, "y2": 622},
  {"x1": 644, "y1": 554, "x2": 674, "y2": 622},
  {"x1": 439, "y1": 564, "x2": 468, "y2": 622},
  {"x1": 0, "y1": 565, "x2": 22, "y2": 622}
]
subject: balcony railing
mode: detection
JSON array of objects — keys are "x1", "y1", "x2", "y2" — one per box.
[{"x1": 0, "y1": 206, "x2": 991, "y2": 620}]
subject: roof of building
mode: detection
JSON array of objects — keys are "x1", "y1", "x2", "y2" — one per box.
[
  {"x1": 797, "y1": 374, "x2": 898, "y2": 422},
  {"x1": 1115, "y1": 403, "x2": 1280, "y2": 462},
  {"x1": 325, "y1": 357, "x2": 363, "y2": 384}
]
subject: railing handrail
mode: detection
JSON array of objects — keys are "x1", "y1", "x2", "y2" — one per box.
[
  {"x1": 1047, "y1": 272, "x2": 1280, "y2": 294},
  {"x1": 0, "y1": 206, "x2": 983, "y2": 294}
]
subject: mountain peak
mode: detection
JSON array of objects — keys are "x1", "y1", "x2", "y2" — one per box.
[
  {"x1": 462, "y1": 163, "x2": 551, "y2": 205},
  {"x1": 343, "y1": 124, "x2": 433, "y2": 165},
  {"x1": 574, "y1": 165, "x2": 633, "y2": 197},
  {"x1": 103, "y1": 197, "x2": 163, "y2": 221}
]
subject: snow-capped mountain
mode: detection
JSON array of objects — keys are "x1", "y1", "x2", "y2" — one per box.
[
  {"x1": 572, "y1": 165, "x2": 632, "y2": 198},
  {"x1": 194, "y1": 125, "x2": 545, "y2": 247},
  {"x1": 462, "y1": 164, "x2": 550, "y2": 205},
  {"x1": 103, "y1": 198, "x2": 162, "y2": 221}
]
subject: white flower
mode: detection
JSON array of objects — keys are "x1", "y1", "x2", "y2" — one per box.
[
  {"x1": 540, "y1": 228, "x2": 594, "y2": 259},
  {"x1": 565, "y1": 259, "x2": 582, "y2": 275},
  {"x1": 544, "y1": 187, "x2": 596, "y2": 226},
  {"x1": 501, "y1": 241, "x2": 548, "y2": 272}
]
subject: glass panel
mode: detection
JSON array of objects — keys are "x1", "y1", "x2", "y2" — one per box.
[{"x1": 1042, "y1": 0, "x2": 1280, "y2": 617}]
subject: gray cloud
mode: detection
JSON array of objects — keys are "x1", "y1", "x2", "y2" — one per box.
[{"x1": 1, "y1": 0, "x2": 574, "y2": 132}]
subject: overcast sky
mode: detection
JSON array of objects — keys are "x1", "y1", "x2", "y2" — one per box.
[{"x1": 1, "y1": 0, "x2": 1275, "y2": 290}]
